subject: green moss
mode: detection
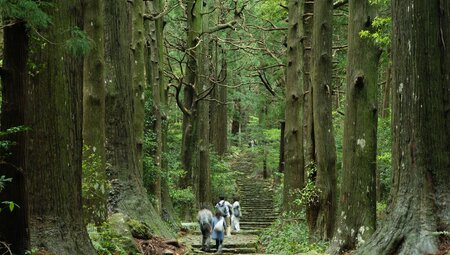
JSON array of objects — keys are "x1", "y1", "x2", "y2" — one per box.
[{"x1": 126, "y1": 218, "x2": 153, "y2": 239}]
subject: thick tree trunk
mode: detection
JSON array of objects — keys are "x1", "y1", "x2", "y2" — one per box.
[
  {"x1": 132, "y1": 0, "x2": 146, "y2": 177},
  {"x1": 0, "y1": 22, "x2": 29, "y2": 255},
  {"x1": 303, "y1": 0, "x2": 315, "y2": 166},
  {"x1": 82, "y1": 0, "x2": 107, "y2": 225},
  {"x1": 304, "y1": 0, "x2": 318, "y2": 233},
  {"x1": 105, "y1": 0, "x2": 174, "y2": 238},
  {"x1": 180, "y1": 0, "x2": 202, "y2": 199},
  {"x1": 328, "y1": 1, "x2": 380, "y2": 253},
  {"x1": 210, "y1": 33, "x2": 228, "y2": 155},
  {"x1": 209, "y1": 2, "x2": 228, "y2": 156},
  {"x1": 192, "y1": 0, "x2": 211, "y2": 208},
  {"x1": 309, "y1": 0, "x2": 337, "y2": 241},
  {"x1": 283, "y1": 0, "x2": 305, "y2": 212},
  {"x1": 0, "y1": 2, "x2": 97, "y2": 253},
  {"x1": 355, "y1": 1, "x2": 450, "y2": 254},
  {"x1": 145, "y1": 0, "x2": 162, "y2": 214}
]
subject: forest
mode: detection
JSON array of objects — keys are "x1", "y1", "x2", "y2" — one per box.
[{"x1": 0, "y1": 0, "x2": 449, "y2": 254}]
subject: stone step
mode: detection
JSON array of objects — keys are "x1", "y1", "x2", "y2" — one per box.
[
  {"x1": 189, "y1": 247, "x2": 257, "y2": 254},
  {"x1": 240, "y1": 218, "x2": 277, "y2": 222},
  {"x1": 240, "y1": 208, "x2": 277, "y2": 211},
  {"x1": 240, "y1": 222, "x2": 273, "y2": 228},
  {"x1": 191, "y1": 242, "x2": 255, "y2": 249},
  {"x1": 190, "y1": 229, "x2": 261, "y2": 235}
]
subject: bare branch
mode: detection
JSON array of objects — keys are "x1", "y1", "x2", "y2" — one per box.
[
  {"x1": 204, "y1": 20, "x2": 237, "y2": 34},
  {"x1": 144, "y1": 1, "x2": 178, "y2": 21}
]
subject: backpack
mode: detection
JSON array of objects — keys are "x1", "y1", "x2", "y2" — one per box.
[
  {"x1": 233, "y1": 205, "x2": 240, "y2": 217},
  {"x1": 214, "y1": 217, "x2": 224, "y2": 232},
  {"x1": 216, "y1": 202, "x2": 227, "y2": 217}
]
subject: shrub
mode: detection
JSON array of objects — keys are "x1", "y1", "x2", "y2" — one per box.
[{"x1": 260, "y1": 217, "x2": 328, "y2": 254}]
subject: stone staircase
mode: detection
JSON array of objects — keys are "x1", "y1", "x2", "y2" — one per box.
[
  {"x1": 181, "y1": 151, "x2": 279, "y2": 254},
  {"x1": 237, "y1": 176, "x2": 279, "y2": 231}
]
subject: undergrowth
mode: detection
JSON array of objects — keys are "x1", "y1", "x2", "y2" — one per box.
[{"x1": 260, "y1": 215, "x2": 328, "y2": 254}]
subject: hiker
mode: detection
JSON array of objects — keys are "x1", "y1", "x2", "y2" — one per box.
[
  {"x1": 197, "y1": 204, "x2": 213, "y2": 251},
  {"x1": 215, "y1": 196, "x2": 232, "y2": 236},
  {"x1": 231, "y1": 196, "x2": 241, "y2": 232},
  {"x1": 212, "y1": 209, "x2": 226, "y2": 253}
]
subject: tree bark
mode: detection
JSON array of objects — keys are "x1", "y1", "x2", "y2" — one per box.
[
  {"x1": 309, "y1": 0, "x2": 337, "y2": 241},
  {"x1": 145, "y1": 0, "x2": 162, "y2": 214},
  {"x1": 209, "y1": 2, "x2": 228, "y2": 156},
  {"x1": 132, "y1": 0, "x2": 146, "y2": 177},
  {"x1": 283, "y1": 0, "x2": 305, "y2": 212},
  {"x1": 192, "y1": 0, "x2": 211, "y2": 208},
  {"x1": 82, "y1": 0, "x2": 107, "y2": 225},
  {"x1": 328, "y1": 1, "x2": 380, "y2": 253},
  {"x1": 105, "y1": 0, "x2": 174, "y2": 238},
  {"x1": 355, "y1": 1, "x2": 450, "y2": 254},
  {"x1": 303, "y1": 0, "x2": 315, "y2": 167},
  {"x1": 0, "y1": 1, "x2": 97, "y2": 253}
]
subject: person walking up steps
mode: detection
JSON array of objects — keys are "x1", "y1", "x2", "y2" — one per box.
[
  {"x1": 215, "y1": 196, "x2": 232, "y2": 236},
  {"x1": 231, "y1": 196, "x2": 241, "y2": 232},
  {"x1": 212, "y1": 209, "x2": 226, "y2": 253},
  {"x1": 197, "y1": 204, "x2": 213, "y2": 251}
]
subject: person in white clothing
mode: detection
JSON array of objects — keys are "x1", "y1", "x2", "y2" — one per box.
[
  {"x1": 231, "y1": 196, "x2": 241, "y2": 232},
  {"x1": 215, "y1": 196, "x2": 233, "y2": 236}
]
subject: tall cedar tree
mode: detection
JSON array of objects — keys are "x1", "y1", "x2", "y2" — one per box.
[
  {"x1": 309, "y1": 0, "x2": 337, "y2": 241},
  {"x1": 104, "y1": 0, "x2": 174, "y2": 237},
  {"x1": 209, "y1": 0, "x2": 228, "y2": 156},
  {"x1": 192, "y1": 0, "x2": 211, "y2": 208},
  {"x1": 180, "y1": 0, "x2": 202, "y2": 206},
  {"x1": 355, "y1": 1, "x2": 450, "y2": 254},
  {"x1": 82, "y1": 0, "x2": 107, "y2": 225},
  {"x1": 328, "y1": 1, "x2": 381, "y2": 253},
  {"x1": 1, "y1": 1, "x2": 97, "y2": 253},
  {"x1": 283, "y1": 0, "x2": 305, "y2": 212},
  {"x1": 145, "y1": 0, "x2": 163, "y2": 214}
]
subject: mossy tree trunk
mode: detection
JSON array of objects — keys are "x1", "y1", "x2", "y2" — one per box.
[
  {"x1": 132, "y1": 0, "x2": 146, "y2": 176},
  {"x1": 328, "y1": 1, "x2": 381, "y2": 253},
  {"x1": 82, "y1": 0, "x2": 107, "y2": 225},
  {"x1": 145, "y1": 0, "x2": 162, "y2": 214},
  {"x1": 283, "y1": 0, "x2": 305, "y2": 212},
  {"x1": 355, "y1": 1, "x2": 450, "y2": 254},
  {"x1": 192, "y1": 0, "x2": 211, "y2": 208},
  {"x1": 303, "y1": 0, "x2": 315, "y2": 167},
  {"x1": 309, "y1": 0, "x2": 337, "y2": 241},
  {"x1": 104, "y1": 0, "x2": 174, "y2": 238},
  {"x1": 209, "y1": 0, "x2": 228, "y2": 156},
  {"x1": 180, "y1": 0, "x2": 202, "y2": 203},
  {"x1": 0, "y1": 1, "x2": 97, "y2": 253}
]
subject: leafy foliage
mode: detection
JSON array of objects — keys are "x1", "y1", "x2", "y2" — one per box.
[
  {"x1": 293, "y1": 163, "x2": 321, "y2": 207},
  {"x1": 82, "y1": 145, "x2": 109, "y2": 225},
  {"x1": 0, "y1": 175, "x2": 18, "y2": 213},
  {"x1": 87, "y1": 223, "x2": 130, "y2": 255},
  {"x1": 359, "y1": 16, "x2": 391, "y2": 50},
  {"x1": 260, "y1": 217, "x2": 328, "y2": 254},
  {"x1": 0, "y1": 0, "x2": 51, "y2": 28},
  {"x1": 0, "y1": 126, "x2": 30, "y2": 158},
  {"x1": 377, "y1": 115, "x2": 392, "y2": 201},
  {"x1": 210, "y1": 151, "x2": 237, "y2": 201},
  {"x1": 64, "y1": 26, "x2": 91, "y2": 56}
]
